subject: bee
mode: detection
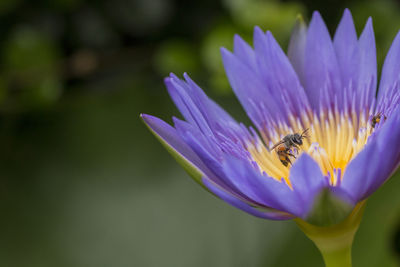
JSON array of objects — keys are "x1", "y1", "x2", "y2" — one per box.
[
  {"x1": 371, "y1": 112, "x2": 387, "y2": 128},
  {"x1": 275, "y1": 145, "x2": 297, "y2": 167},
  {"x1": 270, "y1": 129, "x2": 309, "y2": 167}
]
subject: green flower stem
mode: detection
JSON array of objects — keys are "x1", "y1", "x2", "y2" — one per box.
[{"x1": 295, "y1": 200, "x2": 366, "y2": 267}]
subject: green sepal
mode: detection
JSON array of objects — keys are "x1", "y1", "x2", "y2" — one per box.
[
  {"x1": 295, "y1": 200, "x2": 366, "y2": 267},
  {"x1": 141, "y1": 116, "x2": 208, "y2": 190},
  {"x1": 305, "y1": 188, "x2": 354, "y2": 227}
]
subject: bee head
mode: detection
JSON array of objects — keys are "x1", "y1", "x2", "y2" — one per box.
[{"x1": 293, "y1": 133, "x2": 303, "y2": 145}]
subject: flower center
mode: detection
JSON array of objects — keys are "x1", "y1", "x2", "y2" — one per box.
[{"x1": 247, "y1": 108, "x2": 375, "y2": 186}]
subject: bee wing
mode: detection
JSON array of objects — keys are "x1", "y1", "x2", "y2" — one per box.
[
  {"x1": 269, "y1": 140, "x2": 285, "y2": 151},
  {"x1": 301, "y1": 128, "x2": 311, "y2": 140}
]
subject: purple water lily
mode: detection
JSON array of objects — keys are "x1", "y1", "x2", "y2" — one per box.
[{"x1": 141, "y1": 9, "x2": 400, "y2": 224}]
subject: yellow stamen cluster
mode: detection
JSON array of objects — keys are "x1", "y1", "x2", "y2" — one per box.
[{"x1": 247, "y1": 109, "x2": 373, "y2": 186}]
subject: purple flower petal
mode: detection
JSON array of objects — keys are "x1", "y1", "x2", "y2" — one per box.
[
  {"x1": 221, "y1": 47, "x2": 283, "y2": 129},
  {"x1": 289, "y1": 154, "x2": 328, "y2": 217},
  {"x1": 357, "y1": 17, "x2": 377, "y2": 107},
  {"x1": 182, "y1": 73, "x2": 237, "y2": 125},
  {"x1": 341, "y1": 105, "x2": 400, "y2": 203},
  {"x1": 173, "y1": 117, "x2": 221, "y2": 161},
  {"x1": 305, "y1": 11, "x2": 342, "y2": 110},
  {"x1": 253, "y1": 28, "x2": 310, "y2": 117},
  {"x1": 220, "y1": 156, "x2": 305, "y2": 217},
  {"x1": 173, "y1": 117, "x2": 254, "y2": 198},
  {"x1": 165, "y1": 75, "x2": 212, "y2": 136},
  {"x1": 141, "y1": 114, "x2": 213, "y2": 185},
  {"x1": 166, "y1": 73, "x2": 248, "y2": 140},
  {"x1": 378, "y1": 30, "x2": 400, "y2": 102},
  {"x1": 233, "y1": 34, "x2": 258, "y2": 72},
  {"x1": 203, "y1": 177, "x2": 294, "y2": 220},
  {"x1": 333, "y1": 9, "x2": 358, "y2": 90}
]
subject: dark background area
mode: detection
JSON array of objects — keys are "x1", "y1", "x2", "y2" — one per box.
[{"x1": 1, "y1": 0, "x2": 400, "y2": 266}]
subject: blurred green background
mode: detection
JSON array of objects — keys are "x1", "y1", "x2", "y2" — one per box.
[{"x1": 2, "y1": 0, "x2": 400, "y2": 266}]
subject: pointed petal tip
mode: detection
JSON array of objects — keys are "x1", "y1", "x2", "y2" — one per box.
[
  {"x1": 142, "y1": 114, "x2": 211, "y2": 188},
  {"x1": 233, "y1": 34, "x2": 241, "y2": 47},
  {"x1": 293, "y1": 152, "x2": 315, "y2": 165},
  {"x1": 265, "y1": 30, "x2": 275, "y2": 41},
  {"x1": 290, "y1": 153, "x2": 324, "y2": 180},
  {"x1": 253, "y1": 25, "x2": 264, "y2": 35},
  {"x1": 343, "y1": 8, "x2": 352, "y2": 16},
  {"x1": 168, "y1": 72, "x2": 181, "y2": 82},
  {"x1": 220, "y1": 46, "x2": 230, "y2": 54},
  {"x1": 164, "y1": 76, "x2": 172, "y2": 84},
  {"x1": 220, "y1": 47, "x2": 234, "y2": 62},
  {"x1": 264, "y1": 31, "x2": 275, "y2": 45},
  {"x1": 233, "y1": 33, "x2": 241, "y2": 41},
  {"x1": 309, "y1": 11, "x2": 329, "y2": 34},
  {"x1": 359, "y1": 16, "x2": 375, "y2": 41},
  {"x1": 233, "y1": 34, "x2": 252, "y2": 55},
  {"x1": 183, "y1": 72, "x2": 190, "y2": 81},
  {"x1": 339, "y1": 8, "x2": 354, "y2": 24},
  {"x1": 290, "y1": 153, "x2": 325, "y2": 187},
  {"x1": 253, "y1": 26, "x2": 267, "y2": 48},
  {"x1": 140, "y1": 113, "x2": 151, "y2": 123},
  {"x1": 141, "y1": 114, "x2": 168, "y2": 131},
  {"x1": 364, "y1": 17, "x2": 373, "y2": 29},
  {"x1": 139, "y1": 113, "x2": 148, "y2": 124},
  {"x1": 311, "y1": 10, "x2": 322, "y2": 19},
  {"x1": 141, "y1": 114, "x2": 173, "y2": 138},
  {"x1": 172, "y1": 116, "x2": 184, "y2": 127}
]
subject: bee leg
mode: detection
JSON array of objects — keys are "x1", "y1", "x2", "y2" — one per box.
[{"x1": 288, "y1": 152, "x2": 296, "y2": 159}]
